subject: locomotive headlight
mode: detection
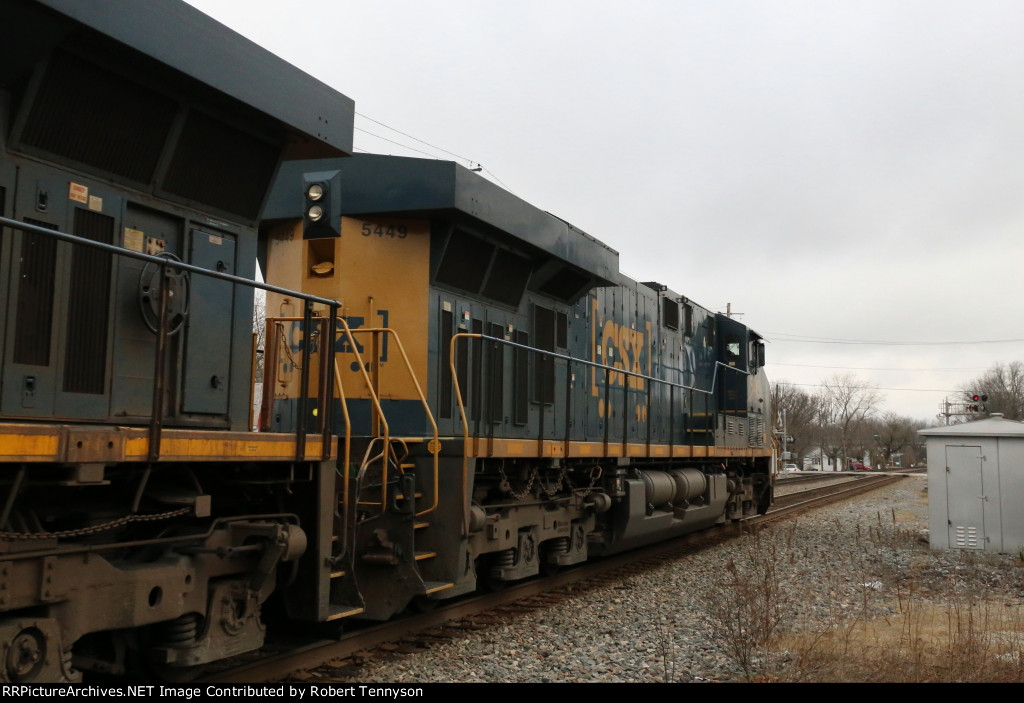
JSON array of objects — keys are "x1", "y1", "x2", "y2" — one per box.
[{"x1": 302, "y1": 171, "x2": 341, "y2": 238}]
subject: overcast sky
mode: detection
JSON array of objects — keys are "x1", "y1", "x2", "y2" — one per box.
[{"x1": 186, "y1": 0, "x2": 1024, "y2": 422}]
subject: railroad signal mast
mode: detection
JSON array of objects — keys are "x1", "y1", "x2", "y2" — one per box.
[{"x1": 939, "y1": 394, "x2": 989, "y2": 424}]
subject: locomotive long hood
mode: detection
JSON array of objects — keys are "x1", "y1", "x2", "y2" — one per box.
[{"x1": 265, "y1": 154, "x2": 620, "y2": 287}]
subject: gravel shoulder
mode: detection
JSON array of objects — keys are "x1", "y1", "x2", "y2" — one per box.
[{"x1": 300, "y1": 475, "x2": 1024, "y2": 683}]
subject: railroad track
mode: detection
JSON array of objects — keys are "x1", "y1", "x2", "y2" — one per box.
[{"x1": 203, "y1": 472, "x2": 904, "y2": 684}]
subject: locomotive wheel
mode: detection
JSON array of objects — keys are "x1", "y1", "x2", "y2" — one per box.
[
  {"x1": 540, "y1": 561, "x2": 562, "y2": 577},
  {"x1": 410, "y1": 595, "x2": 439, "y2": 613},
  {"x1": 482, "y1": 573, "x2": 507, "y2": 592},
  {"x1": 475, "y1": 557, "x2": 507, "y2": 593}
]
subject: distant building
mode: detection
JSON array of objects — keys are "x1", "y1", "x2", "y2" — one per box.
[{"x1": 920, "y1": 414, "x2": 1024, "y2": 554}]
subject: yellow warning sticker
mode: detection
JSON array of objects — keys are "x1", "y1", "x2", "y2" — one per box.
[
  {"x1": 69, "y1": 182, "x2": 88, "y2": 204},
  {"x1": 123, "y1": 228, "x2": 144, "y2": 252},
  {"x1": 88, "y1": 195, "x2": 103, "y2": 212}
]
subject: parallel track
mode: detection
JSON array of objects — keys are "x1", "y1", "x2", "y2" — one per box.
[{"x1": 204, "y1": 473, "x2": 903, "y2": 683}]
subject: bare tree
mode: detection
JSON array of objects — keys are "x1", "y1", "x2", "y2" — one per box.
[
  {"x1": 253, "y1": 292, "x2": 267, "y2": 382},
  {"x1": 868, "y1": 411, "x2": 927, "y2": 468},
  {"x1": 960, "y1": 361, "x2": 1024, "y2": 421},
  {"x1": 815, "y1": 373, "x2": 883, "y2": 470},
  {"x1": 770, "y1": 381, "x2": 819, "y2": 465}
]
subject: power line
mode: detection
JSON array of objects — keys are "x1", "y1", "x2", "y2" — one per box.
[
  {"x1": 778, "y1": 381, "x2": 964, "y2": 393},
  {"x1": 479, "y1": 167, "x2": 513, "y2": 193},
  {"x1": 355, "y1": 127, "x2": 442, "y2": 160},
  {"x1": 356, "y1": 111, "x2": 475, "y2": 165},
  {"x1": 767, "y1": 333, "x2": 1024, "y2": 346},
  {"x1": 771, "y1": 362, "x2": 988, "y2": 372},
  {"x1": 354, "y1": 111, "x2": 516, "y2": 194}
]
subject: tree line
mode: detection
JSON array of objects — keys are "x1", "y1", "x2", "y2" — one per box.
[
  {"x1": 771, "y1": 374, "x2": 927, "y2": 470},
  {"x1": 770, "y1": 362, "x2": 1024, "y2": 470}
]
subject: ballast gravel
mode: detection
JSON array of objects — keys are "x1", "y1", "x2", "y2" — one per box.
[{"x1": 300, "y1": 474, "x2": 1024, "y2": 683}]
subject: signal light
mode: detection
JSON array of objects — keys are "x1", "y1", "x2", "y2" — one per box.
[{"x1": 302, "y1": 170, "x2": 341, "y2": 239}]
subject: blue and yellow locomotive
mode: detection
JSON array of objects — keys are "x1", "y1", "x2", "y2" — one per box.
[{"x1": 260, "y1": 154, "x2": 773, "y2": 620}]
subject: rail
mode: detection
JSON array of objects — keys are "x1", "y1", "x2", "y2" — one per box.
[{"x1": 0, "y1": 214, "x2": 339, "y2": 461}]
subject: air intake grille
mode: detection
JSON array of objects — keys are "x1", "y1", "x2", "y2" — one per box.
[
  {"x1": 13, "y1": 219, "x2": 58, "y2": 366},
  {"x1": 20, "y1": 51, "x2": 176, "y2": 184},
  {"x1": 163, "y1": 110, "x2": 279, "y2": 220},
  {"x1": 63, "y1": 209, "x2": 114, "y2": 394}
]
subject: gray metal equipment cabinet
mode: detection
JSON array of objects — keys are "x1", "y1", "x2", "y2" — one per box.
[{"x1": 919, "y1": 415, "x2": 1024, "y2": 553}]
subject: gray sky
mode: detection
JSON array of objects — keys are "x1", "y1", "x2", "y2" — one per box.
[{"x1": 186, "y1": 0, "x2": 1024, "y2": 422}]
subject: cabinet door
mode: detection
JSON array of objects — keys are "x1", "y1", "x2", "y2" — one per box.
[{"x1": 181, "y1": 228, "x2": 236, "y2": 415}]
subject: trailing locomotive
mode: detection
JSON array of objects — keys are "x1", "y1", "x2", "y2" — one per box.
[
  {"x1": 0, "y1": 0, "x2": 772, "y2": 683},
  {"x1": 0, "y1": 0, "x2": 353, "y2": 682},
  {"x1": 259, "y1": 154, "x2": 773, "y2": 619}
]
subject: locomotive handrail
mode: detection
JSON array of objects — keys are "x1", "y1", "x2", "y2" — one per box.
[
  {"x1": 335, "y1": 324, "x2": 441, "y2": 518},
  {"x1": 0, "y1": 216, "x2": 342, "y2": 306},
  {"x1": 332, "y1": 357, "x2": 353, "y2": 558},
  {"x1": 0, "y1": 215, "x2": 339, "y2": 461},
  {"x1": 449, "y1": 333, "x2": 755, "y2": 497},
  {"x1": 448, "y1": 332, "x2": 748, "y2": 398},
  {"x1": 271, "y1": 314, "x2": 441, "y2": 519}
]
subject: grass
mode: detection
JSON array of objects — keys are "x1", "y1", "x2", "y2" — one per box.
[{"x1": 691, "y1": 491, "x2": 1024, "y2": 683}]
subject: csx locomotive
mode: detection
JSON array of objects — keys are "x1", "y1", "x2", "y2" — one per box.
[{"x1": 0, "y1": 0, "x2": 772, "y2": 683}]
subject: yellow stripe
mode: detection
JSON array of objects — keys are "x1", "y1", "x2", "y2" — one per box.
[
  {"x1": 0, "y1": 424, "x2": 335, "y2": 462},
  {"x1": 0, "y1": 433, "x2": 62, "y2": 461}
]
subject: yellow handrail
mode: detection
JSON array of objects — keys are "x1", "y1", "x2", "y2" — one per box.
[
  {"x1": 341, "y1": 325, "x2": 440, "y2": 517},
  {"x1": 334, "y1": 319, "x2": 391, "y2": 512},
  {"x1": 333, "y1": 357, "x2": 352, "y2": 554}
]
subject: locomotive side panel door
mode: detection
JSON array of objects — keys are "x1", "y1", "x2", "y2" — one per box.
[
  {"x1": 1, "y1": 165, "x2": 70, "y2": 417},
  {"x1": 109, "y1": 204, "x2": 184, "y2": 420},
  {"x1": 181, "y1": 229, "x2": 236, "y2": 415}
]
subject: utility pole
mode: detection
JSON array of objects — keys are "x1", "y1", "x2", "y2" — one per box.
[
  {"x1": 724, "y1": 303, "x2": 743, "y2": 319},
  {"x1": 782, "y1": 408, "x2": 788, "y2": 458}
]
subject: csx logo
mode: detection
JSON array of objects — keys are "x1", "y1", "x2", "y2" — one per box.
[{"x1": 590, "y1": 299, "x2": 651, "y2": 395}]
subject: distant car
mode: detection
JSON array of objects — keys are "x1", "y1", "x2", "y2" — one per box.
[
  {"x1": 782, "y1": 464, "x2": 799, "y2": 473},
  {"x1": 849, "y1": 462, "x2": 871, "y2": 471}
]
